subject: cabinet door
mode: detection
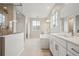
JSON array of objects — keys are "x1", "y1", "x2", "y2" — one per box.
[
  {"x1": 50, "y1": 39, "x2": 53, "y2": 53},
  {"x1": 59, "y1": 45, "x2": 66, "y2": 56},
  {"x1": 53, "y1": 41, "x2": 59, "y2": 56},
  {"x1": 50, "y1": 36, "x2": 55, "y2": 54},
  {"x1": 67, "y1": 51, "x2": 75, "y2": 56},
  {"x1": 53, "y1": 40, "x2": 66, "y2": 56}
]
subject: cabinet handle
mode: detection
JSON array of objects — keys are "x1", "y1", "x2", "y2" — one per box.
[{"x1": 71, "y1": 48, "x2": 79, "y2": 54}]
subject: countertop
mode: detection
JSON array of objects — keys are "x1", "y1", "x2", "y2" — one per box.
[
  {"x1": 50, "y1": 33, "x2": 79, "y2": 46},
  {"x1": 0, "y1": 32, "x2": 24, "y2": 37}
]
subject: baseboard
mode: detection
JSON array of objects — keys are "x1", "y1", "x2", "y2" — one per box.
[{"x1": 17, "y1": 48, "x2": 24, "y2": 56}]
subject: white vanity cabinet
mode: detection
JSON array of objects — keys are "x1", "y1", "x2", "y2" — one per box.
[
  {"x1": 49, "y1": 36, "x2": 55, "y2": 54},
  {"x1": 50, "y1": 35, "x2": 67, "y2": 56},
  {"x1": 67, "y1": 51, "x2": 75, "y2": 56},
  {"x1": 67, "y1": 42, "x2": 79, "y2": 56},
  {"x1": 53, "y1": 40, "x2": 59, "y2": 56},
  {"x1": 50, "y1": 34, "x2": 79, "y2": 56},
  {"x1": 40, "y1": 34, "x2": 49, "y2": 49},
  {"x1": 53, "y1": 37, "x2": 66, "y2": 56},
  {"x1": 0, "y1": 33, "x2": 24, "y2": 56}
]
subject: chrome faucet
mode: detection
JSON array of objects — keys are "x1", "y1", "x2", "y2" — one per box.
[{"x1": 72, "y1": 29, "x2": 74, "y2": 36}]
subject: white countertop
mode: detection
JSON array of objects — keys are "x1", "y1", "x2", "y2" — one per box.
[
  {"x1": 40, "y1": 34, "x2": 48, "y2": 38},
  {"x1": 0, "y1": 32, "x2": 24, "y2": 37},
  {"x1": 50, "y1": 33, "x2": 79, "y2": 46}
]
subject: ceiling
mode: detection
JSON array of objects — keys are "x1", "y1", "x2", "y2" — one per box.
[{"x1": 22, "y1": 3, "x2": 55, "y2": 18}]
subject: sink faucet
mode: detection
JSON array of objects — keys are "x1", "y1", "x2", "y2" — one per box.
[{"x1": 71, "y1": 29, "x2": 74, "y2": 36}]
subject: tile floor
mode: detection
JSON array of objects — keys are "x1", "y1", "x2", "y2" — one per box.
[{"x1": 20, "y1": 38, "x2": 52, "y2": 56}]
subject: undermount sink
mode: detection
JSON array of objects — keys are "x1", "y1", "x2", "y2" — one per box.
[{"x1": 61, "y1": 34, "x2": 73, "y2": 38}]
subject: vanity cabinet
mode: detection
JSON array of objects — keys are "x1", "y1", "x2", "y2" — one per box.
[
  {"x1": 49, "y1": 36, "x2": 55, "y2": 54},
  {"x1": 50, "y1": 34, "x2": 79, "y2": 56},
  {"x1": 66, "y1": 51, "x2": 75, "y2": 56},
  {"x1": 53, "y1": 37, "x2": 66, "y2": 56},
  {"x1": 53, "y1": 41, "x2": 59, "y2": 56},
  {"x1": 67, "y1": 42, "x2": 79, "y2": 56}
]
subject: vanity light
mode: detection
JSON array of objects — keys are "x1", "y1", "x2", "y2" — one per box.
[
  {"x1": 3, "y1": 7, "x2": 7, "y2": 10},
  {"x1": 46, "y1": 19, "x2": 50, "y2": 23},
  {"x1": 3, "y1": 6, "x2": 8, "y2": 14}
]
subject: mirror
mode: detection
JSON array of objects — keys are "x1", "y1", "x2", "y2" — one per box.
[
  {"x1": 60, "y1": 17, "x2": 68, "y2": 33},
  {"x1": 0, "y1": 4, "x2": 13, "y2": 35},
  {"x1": 60, "y1": 16, "x2": 74, "y2": 33},
  {"x1": 75, "y1": 15, "x2": 79, "y2": 33},
  {"x1": 68, "y1": 16, "x2": 74, "y2": 33}
]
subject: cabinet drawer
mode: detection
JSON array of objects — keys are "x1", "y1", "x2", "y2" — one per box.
[
  {"x1": 67, "y1": 51, "x2": 75, "y2": 56},
  {"x1": 55, "y1": 37, "x2": 66, "y2": 48},
  {"x1": 67, "y1": 42, "x2": 79, "y2": 56}
]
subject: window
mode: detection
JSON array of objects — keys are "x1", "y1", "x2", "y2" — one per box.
[
  {"x1": 0, "y1": 14, "x2": 5, "y2": 26},
  {"x1": 32, "y1": 20, "x2": 40, "y2": 31},
  {"x1": 53, "y1": 12, "x2": 58, "y2": 27}
]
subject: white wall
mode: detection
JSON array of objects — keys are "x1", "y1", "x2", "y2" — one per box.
[{"x1": 40, "y1": 18, "x2": 50, "y2": 33}]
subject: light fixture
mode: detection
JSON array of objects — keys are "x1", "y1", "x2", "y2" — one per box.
[
  {"x1": 3, "y1": 6, "x2": 7, "y2": 10},
  {"x1": 3, "y1": 6, "x2": 8, "y2": 14},
  {"x1": 46, "y1": 19, "x2": 50, "y2": 23}
]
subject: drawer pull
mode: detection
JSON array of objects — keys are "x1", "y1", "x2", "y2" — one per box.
[{"x1": 71, "y1": 48, "x2": 79, "y2": 54}]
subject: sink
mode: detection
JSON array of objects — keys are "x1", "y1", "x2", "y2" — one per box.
[{"x1": 61, "y1": 34, "x2": 72, "y2": 38}]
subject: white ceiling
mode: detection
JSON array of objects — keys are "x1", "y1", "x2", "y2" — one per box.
[
  {"x1": 60, "y1": 3, "x2": 79, "y2": 17},
  {"x1": 22, "y1": 3, "x2": 55, "y2": 18}
]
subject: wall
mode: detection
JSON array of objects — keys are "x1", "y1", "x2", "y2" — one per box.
[
  {"x1": 16, "y1": 11, "x2": 25, "y2": 33},
  {"x1": 40, "y1": 18, "x2": 50, "y2": 33}
]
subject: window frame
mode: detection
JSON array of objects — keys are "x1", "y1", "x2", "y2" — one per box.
[{"x1": 32, "y1": 19, "x2": 40, "y2": 31}]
